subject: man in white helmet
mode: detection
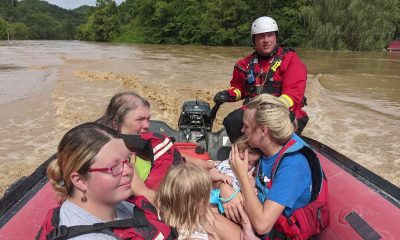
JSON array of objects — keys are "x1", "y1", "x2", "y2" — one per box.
[{"x1": 214, "y1": 16, "x2": 308, "y2": 134}]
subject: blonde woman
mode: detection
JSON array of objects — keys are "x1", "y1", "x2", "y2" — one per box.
[
  {"x1": 155, "y1": 164, "x2": 244, "y2": 240},
  {"x1": 37, "y1": 122, "x2": 176, "y2": 240},
  {"x1": 230, "y1": 94, "x2": 328, "y2": 239}
]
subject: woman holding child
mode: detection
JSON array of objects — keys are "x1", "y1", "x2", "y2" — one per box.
[{"x1": 229, "y1": 94, "x2": 328, "y2": 239}]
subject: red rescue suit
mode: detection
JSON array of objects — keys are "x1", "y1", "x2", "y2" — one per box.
[
  {"x1": 122, "y1": 132, "x2": 184, "y2": 190},
  {"x1": 227, "y1": 46, "x2": 308, "y2": 121}
]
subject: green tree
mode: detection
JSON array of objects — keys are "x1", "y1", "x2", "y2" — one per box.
[
  {"x1": 300, "y1": 0, "x2": 398, "y2": 50},
  {"x1": 96, "y1": 0, "x2": 113, "y2": 7},
  {"x1": 119, "y1": 0, "x2": 306, "y2": 46},
  {"x1": 0, "y1": 17, "x2": 9, "y2": 40},
  {"x1": 77, "y1": 1, "x2": 119, "y2": 41},
  {"x1": 9, "y1": 22, "x2": 29, "y2": 39},
  {"x1": 0, "y1": 0, "x2": 87, "y2": 40},
  {"x1": 198, "y1": 0, "x2": 250, "y2": 46},
  {"x1": 22, "y1": 13, "x2": 61, "y2": 39},
  {"x1": 117, "y1": 0, "x2": 136, "y2": 25}
]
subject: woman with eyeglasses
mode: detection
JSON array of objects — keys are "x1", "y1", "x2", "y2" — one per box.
[{"x1": 37, "y1": 122, "x2": 177, "y2": 240}]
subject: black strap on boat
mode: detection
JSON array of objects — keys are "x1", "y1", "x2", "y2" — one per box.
[
  {"x1": 47, "y1": 208, "x2": 150, "y2": 240},
  {"x1": 345, "y1": 211, "x2": 381, "y2": 240}
]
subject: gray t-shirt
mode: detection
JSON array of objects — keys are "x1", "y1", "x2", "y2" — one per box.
[{"x1": 59, "y1": 200, "x2": 134, "y2": 240}]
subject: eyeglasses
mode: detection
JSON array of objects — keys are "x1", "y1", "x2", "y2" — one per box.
[{"x1": 88, "y1": 159, "x2": 133, "y2": 176}]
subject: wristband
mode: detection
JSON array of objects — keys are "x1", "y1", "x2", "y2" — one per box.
[
  {"x1": 210, "y1": 189, "x2": 225, "y2": 213},
  {"x1": 209, "y1": 188, "x2": 240, "y2": 214},
  {"x1": 220, "y1": 189, "x2": 240, "y2": 203}
]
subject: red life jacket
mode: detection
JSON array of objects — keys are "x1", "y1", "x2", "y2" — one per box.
[
  {"x1": 261, "y1": 137, "x2": 330, "y2": 240},
  {"x1": 35, "y1": 195, "x2": 178, "y2": 240},
  {"x1": 122, "y1": 132, "x2": 184, "y2": 189},
  {"x1": 234, "y1": 47, "x2": 292, "y2": 98},
  {"x1": 229, "y1": 46, "x2": 308, "y2": 122}
]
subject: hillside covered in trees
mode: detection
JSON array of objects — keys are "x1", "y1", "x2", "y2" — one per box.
[
  {"x1": 0, "y1": 0, "x2": 92, "y2": 40},
  {"x1": 1, "y1": 0, "x2": 399, "y2": 51}
]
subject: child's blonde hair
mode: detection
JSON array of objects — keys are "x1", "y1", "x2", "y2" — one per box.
[
  {"x1": 234, "y1": 135, "x2": 261, "y2": 156},
  {"x1": 155, "y1": 164, "x2": 217, "y2": 239},
  {"x1": 234, "y1": 135, "x2": 248, "y2": 150}
]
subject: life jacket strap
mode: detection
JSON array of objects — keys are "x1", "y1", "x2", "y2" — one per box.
[
  {"x1": 47, "y1": 208, "x2": 149, "y2": 240},
  {"x1": 247, "y1": 47, "x2": 292, "y2": 96}
]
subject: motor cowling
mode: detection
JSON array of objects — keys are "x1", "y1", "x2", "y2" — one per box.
[{"x1": 178, "y1": 100, "x2": 212, "y2": 132}]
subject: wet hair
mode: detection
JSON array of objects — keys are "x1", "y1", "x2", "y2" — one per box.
[
  {"x1": 155, "y1": 164, "x2": 217, "y2": 239},
  {"x1": 95, "y1": 92, "x2": 150, "y2": 131},
  {"x1": 47, "y1": 122, "x2": 122, "y2": 202},
  {"x1": 245, "y1": 94, "x2": 294, "y2": 145}
]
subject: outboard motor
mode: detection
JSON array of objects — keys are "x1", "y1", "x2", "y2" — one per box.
[
  {"x1": 178, "y1": 100, "x2": 212, "y2": 143},
  {"x1": 178, "y1": 100, "x2": 212, "y2": 132},
  {"x1": 149, "y1": 100, "x2": 226, "y2": 159}
]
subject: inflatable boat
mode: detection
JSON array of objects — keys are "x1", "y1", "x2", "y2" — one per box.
[{"x1": 0, "y1": 100, "x2": 399, "y2": 240}]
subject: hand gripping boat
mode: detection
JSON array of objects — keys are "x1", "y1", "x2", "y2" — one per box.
[{"x1": 0, "y1": 100, "x2": 399, "y2": 240}]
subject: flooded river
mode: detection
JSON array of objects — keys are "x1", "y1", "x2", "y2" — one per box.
[{"x1": 0, "y1": 40, "x2": 399, "y2": 196}]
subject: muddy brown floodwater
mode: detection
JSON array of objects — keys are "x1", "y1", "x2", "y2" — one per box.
[{"x1": 0, "y1": 40, "x2": 399, "y2": 196}]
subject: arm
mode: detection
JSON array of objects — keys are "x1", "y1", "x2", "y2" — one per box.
[
  {"x1": 240, "y1": 211, "x2": 260, "y2": 240},
  {"x1": 228, "y1": 64, "x2": 247, "y2": 101},
  {"x1": 144, "y1": 156, "x2": 173, "y2": 190},
  {"x1": 215, "y1": 59, "x2": 249, "y2": 105},
  {"x1": 209, "y1": 168, "x2": 233, "y2": 185},
  {"x1": 280, "y1": 53, "x2": 307, "y2": 111},
  {"x1": 230, "y1": 145, "x2": 284, "y2": 234},
  {"x1": 183, "y1": 155, "x2": 216, "y2": 170},
  {"x1": 209, "y1": 211, "x2": 242, "y2": 240},
  {"x1": 219, "y1": 182, "x2": 244, "y2": 223},
  {"x1": 240, "y1": 176, "x2": 284, "y2": 234}
]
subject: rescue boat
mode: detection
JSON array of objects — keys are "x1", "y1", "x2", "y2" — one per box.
[{"x1": 0, "y1": 100, "x2": 399, "y2": 240}]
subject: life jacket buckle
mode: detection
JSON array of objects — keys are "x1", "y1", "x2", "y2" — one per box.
[{"x1": 288, "y1": 216, "x2": 296, "y2": 225}]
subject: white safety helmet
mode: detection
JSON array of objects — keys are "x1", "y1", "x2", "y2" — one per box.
[{"x1": 251, "y1": 16, "x2": 279, "y2": 35}]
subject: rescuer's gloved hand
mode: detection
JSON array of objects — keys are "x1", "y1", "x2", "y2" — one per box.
[{"x1": 214, "y1": 91, "x2": 230, "y2": 105}]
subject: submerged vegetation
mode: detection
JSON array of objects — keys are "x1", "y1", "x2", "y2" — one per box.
[{"x1": 0, "y1": 0, "x2": 399, "y2": 51}]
